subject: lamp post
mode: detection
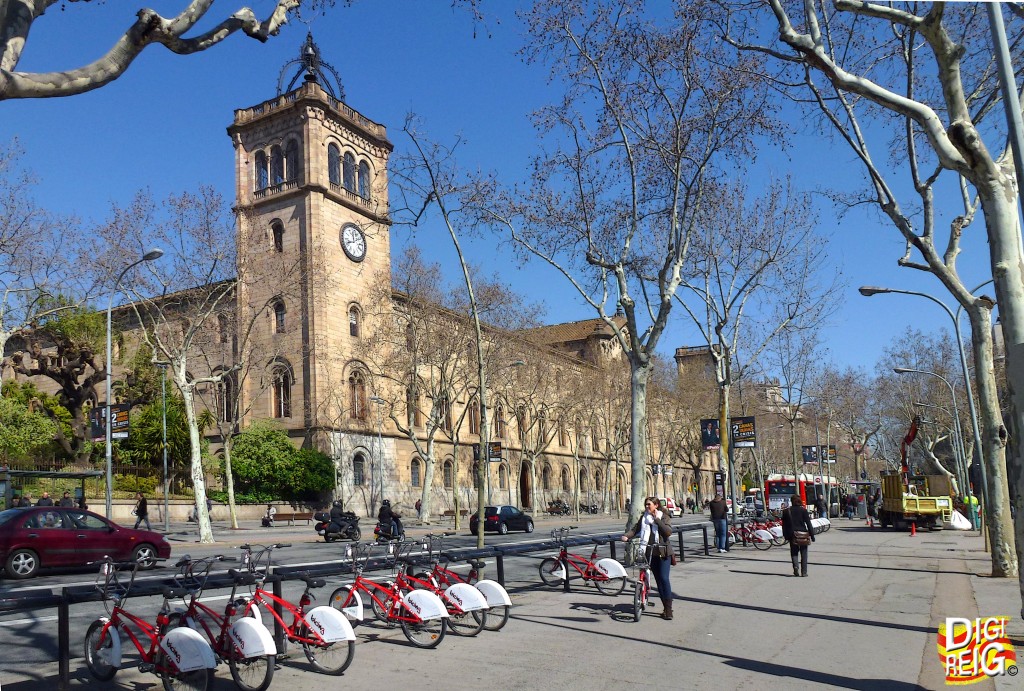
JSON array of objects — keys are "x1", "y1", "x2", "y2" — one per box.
[
  {"x1": 157, "y1": 362, "x2": 169, "y2": 532},
  {"x1": 105, "y1": 249, "x2": 163, "y2": 518},
  {"x1": 369, "y1": 396, "x2": 386, "y2": 510},
  {"x1": 894, "y1": 366, "x2": 977, "y2": 528},
  {"x1": 860, "y1": 285, "x2": 986, "y2": 520}
]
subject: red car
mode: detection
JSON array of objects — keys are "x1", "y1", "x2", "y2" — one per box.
[{"x1": 0, "y1": 506, "x2": 171, "y2": 579}]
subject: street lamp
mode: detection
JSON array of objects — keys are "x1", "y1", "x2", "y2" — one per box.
[
  {"x1": 860, "y1": 285, "x2": 986, "y2": 517},
  {"x1": 157, "y1": 362, "x2": 170, "y2": 531},
  {"x1": 369, "y1": 396, "x2": 386, "y2": 509},
  {"x1": 105, "y1": 248, "x2": 163, "y2": 518},
  {"x1": 894, "y1": 366, "x2": 977, "y2": 527}
]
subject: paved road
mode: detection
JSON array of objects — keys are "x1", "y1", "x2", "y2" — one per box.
[{"x1": 1, "y1": 516, "x2": 1020, "y2": 689}]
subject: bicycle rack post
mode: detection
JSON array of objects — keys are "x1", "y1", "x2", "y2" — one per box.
[
  {"x1": 608, "y1": 539, "x2": 617, "y2": 561},
  {"x1": 59, "y1": 588, "x2": 70, "y2": 691},
  {"x1": 677, "y1": 530, "x2": 685, "y2": 563},
  {"x1": 561, "y1": 555, "x2": 571, "y2": 593},
  {"x1": 272, "y1": 572, "x2": 287, "y2": 654},
  {"x1": 702, "y1": 525, "x2": 710, "y2": 556},
  {"x1": 495, "y1": 553, "x2": 506, "y2": 586}
]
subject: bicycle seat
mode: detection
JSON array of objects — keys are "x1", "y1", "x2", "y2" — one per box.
[
  {"x1": 162, "y1": 587, "x2": 189, "y2": 599},
  {"x1": 466, "y1": 559, "x2": 485, "y2": 570},
  {"x1": 229, "y1": 570, "x2": 257, "y2": 585},
  {"x1": 398, "y1": 557, "x2": 424, "y2": 567},
  {"x1": 302, "y1": 576, "x2": 326, "y2": 589}
]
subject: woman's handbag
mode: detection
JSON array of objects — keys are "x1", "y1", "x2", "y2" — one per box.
[{"x1": 792, "y1": 530, "x2": 811, "y2": 546}]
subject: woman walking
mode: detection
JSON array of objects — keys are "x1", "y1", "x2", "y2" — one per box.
[
  {"x1": 621, "y1": 497, "x2": 674, "y2": 620},
  {"x1": 782, "y1": 495, "x2": 814, "y2": 577}
]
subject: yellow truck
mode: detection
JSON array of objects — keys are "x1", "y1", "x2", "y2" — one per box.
[{"x1": 877, "y1": 472, "x2": 953, "y2": 530}]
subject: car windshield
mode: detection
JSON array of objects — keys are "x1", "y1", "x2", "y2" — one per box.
[
  {"x1": 0, "y1": 508, "x2": 26, "y2": 527},
  {"x1": 484, "y1": 507, "x2": 499, "y2": 517}
]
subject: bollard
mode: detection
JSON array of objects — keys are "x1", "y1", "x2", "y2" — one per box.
[
  {"x1": 495, "y1": 553, "x2": 506, "y2": 586},
  {"x1": 677, "y1": 530, "x2": 685, "y2": 563},
  {"x1": 702, "y1": 525, "x2": 710, "y2": 556}
]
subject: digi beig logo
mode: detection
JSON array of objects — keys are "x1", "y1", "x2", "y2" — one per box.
[{"x1": 937, "y1": 617, "x2": 1017, "y2": 684}]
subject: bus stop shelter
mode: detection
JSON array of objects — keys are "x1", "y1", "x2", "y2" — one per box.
[{"x1": 0, "y1": 469, "x2": 103, "y2": 509}]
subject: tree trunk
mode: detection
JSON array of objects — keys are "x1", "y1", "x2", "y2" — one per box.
[
  {"x1": 224, "y1": 436, "x2": 239, "y2": 530},
  {"x1": 181, "y1": 385, "x2": 213, "y2": 544},
  {"x1": 628, "y1": 361, "x2": 651, "y2": 529},
  {"x1": 966, "y1": 300, "x2": 1017, "y2": 579}
]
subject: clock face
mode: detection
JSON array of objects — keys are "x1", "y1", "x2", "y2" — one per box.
[{"x1": 340, "y1": 224, "x2": 367, "y2": 262}]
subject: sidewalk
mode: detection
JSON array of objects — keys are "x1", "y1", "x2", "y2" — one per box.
[{"x1": 3, "y1": 519, "x2": 1021, "y2": 689}]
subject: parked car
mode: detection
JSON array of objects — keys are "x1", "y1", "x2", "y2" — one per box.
[
  {"x1": 742, "y1": 496, "x2": 765, "y2": 517},
  {"x1": 658, "y1": 497, "x2": 682, "y2": 518},
  {"x1": 469, "y1": 505, "x2": 535, "y2": 535},
  {"x1": 0, "y1": 506, "x2": 172, "y2": 579}
]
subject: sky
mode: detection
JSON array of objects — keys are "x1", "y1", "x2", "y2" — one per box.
[{"x1": 2, "y1": 0, "x2": 1000, "y2": 381}]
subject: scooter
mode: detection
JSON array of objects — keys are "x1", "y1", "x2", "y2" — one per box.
[
  {"x1": 373, "y1": 519, "x2": 405, "y2": 544},
  {"x1": 313, "y1": 510, "x2": 362, "y2": 542}
]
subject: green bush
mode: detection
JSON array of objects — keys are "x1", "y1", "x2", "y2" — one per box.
[
  {"x1": 228, "y1": 422, "x2": 336, "y2": 504},
  {"x1": 208, "y1": 490, "x2": 276, "y2": 505},
  {"x1": 113, "y1": 474, "x2": 159, "y2": 495}
]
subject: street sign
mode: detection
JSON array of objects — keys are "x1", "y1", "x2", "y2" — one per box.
[{"x1": 730, "y1": 416, "x2": 756, "y2": 448}]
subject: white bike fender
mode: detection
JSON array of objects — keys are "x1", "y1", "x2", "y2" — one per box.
[
  {"x1": 753, "y1": 529, "x2": 774, "y2": 542},
  {"x1": 93, "y1": 617, "x2": 122, "y2": 669},
  {"x1": 444, "y1": 582, "x2": 488, "y2": 612},
  {"x1": 337, "y1": 588, "x2": 363, "y2": 623},
  {"x1": 769, "y1": 526, "x2": 783, "y2": 538},
  {"x1": 305, "y1": 605, "x2": 356, "y2": 643},
  {"x1": 596, "y1": 558, "x2": 628, "y2": 579},
  {"x1": 473, "y1": 579, "x2": 512, "y2": 607},
  {"x1": 545, "y1": 558, "x2": 567, "y2": 581},
  {"x1": 228, "y1": 616, "x2": 277, "y2": 657},
  {"x1": 403, "y1": 589, "x2": 449, "y2": 620},
  {"x1": 161, "y1": 626, "x2": 217, "y2": 672}
]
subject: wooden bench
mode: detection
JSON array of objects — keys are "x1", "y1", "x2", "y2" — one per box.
[
  {"x1": 439, "y1": 509, "x2": 470, "y2": 521},
  {"x1": 275, "y1": 511, "x2": 315, "y2": 525}
]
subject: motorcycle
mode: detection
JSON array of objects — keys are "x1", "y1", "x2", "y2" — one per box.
[
  {"x1": 546, "y1": 499, "x2": 571, "y2": 516},
  {"x1": 373, "y1": 518, "x2": 405, "y2": 544},
  {"x1": 313, "y1": 510, "x2": 361, "y2": 542},
  {"x1": 578, "y1": 502, "x2": 599, "y2": 515}
]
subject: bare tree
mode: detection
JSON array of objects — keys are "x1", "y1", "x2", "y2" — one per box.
[
  {"x1": 483, "y1": 0, "x2": 777, "y2": 527},
  {"x1": 721, "y1": 0, "x2": 1017, "y2": 579}
]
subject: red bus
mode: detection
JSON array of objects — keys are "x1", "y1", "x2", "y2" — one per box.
[{"x1": 765, "y1": 473, "x2": 838, "y2": 516}]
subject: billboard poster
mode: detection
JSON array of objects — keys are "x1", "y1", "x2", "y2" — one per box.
[
  {"x1": 730, "y1": 416, "x2": 756, "y2": 448},
  {"x1": 802, "y1": 445, "x2": 818, "y2": 464},
  {"x1": 700, "y1": 419, "x2": 721, "y2": 450},
  {"x1": 90, "y1": 404, "x2": 130, "y2": 441}
]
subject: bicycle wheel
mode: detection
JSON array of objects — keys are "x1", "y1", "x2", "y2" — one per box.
[
  {"x1": 400, "y1": 616, "x2": 447, "y2": 648},
  {"x1": 482, "y1": 605, "x2": 510, "y2": 632},
  {"x1": 228, "y1": 651, "x2": 275, "y2": 691},
  {"x1": 370, "y1": 590, "x2": 394, "y2": 622},
  {"x1": 771, "y1": 534, "x2": 786, "y2": 546},
  {"x1": 302, "y1": 639, "x2": 355, "y2": 675},
  {"x1": 330, "y1": 585, "x2": 361, "y2": 628},
  {"x1": 84, "y1": 619, "x2": 118, "y2": 681},
  {"x1": 632, "y1": 581, "x2": 642, "y2": 622},
  {"x1": 447, "y1": 607, "x2": 486, "y2": 637},
  {"x1": 594, "y1": 574, "x2": 626, "y2": 596},
  {"x1": 538, "y1": 557, "x2": 565, "y2": 587},
  {"x1": 156, "y1": 650, "x2": 209, "y2": 691},
  {"x1": 752, "y1": 536, "x2": 772, "y2": 551}
]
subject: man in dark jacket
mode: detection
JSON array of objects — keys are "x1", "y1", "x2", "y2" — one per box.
[{"x1": 709, "y1": 494, "x2": 729, "y2": 553}]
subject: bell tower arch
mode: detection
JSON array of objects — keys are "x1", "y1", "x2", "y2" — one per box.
[{"x1": 228, "y1": 35, "x2": 393, "y2": 445}]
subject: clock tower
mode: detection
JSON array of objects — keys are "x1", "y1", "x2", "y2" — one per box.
[{"x1": 228, "y1": 35, "x2": 393, "y2": 446}]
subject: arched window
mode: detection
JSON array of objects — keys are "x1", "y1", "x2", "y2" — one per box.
[
  {"x1": 353, "y1": 454, "x2": 366, "y2": 486},
  {"x1": 270, "y1": 145, "x2": 284, "y2": 185},
  {"x1": 271, "y1": 367, "x2": 291, "y2": 418},
  {"x1": 498, "y1": 464, "x2": 508, "y2": 490},
  {"x1": 272, "y1": 300, "x2": 286, "y2": 334},
  {"x1": 443, "y1": 460, "x2": 454, "y2": 488},
  {"x1": 217, "y1": 377, "x2": 234, "y2": 422},
  {"x1": 594, "y1": 468, "x2": 603, "y2": 492},
  {"x1": 217, "y1": 314, "x2": 230, "y2": 344},
  {"x1": 579, "y1": 468, "x2": 590, "y2": 491},
  {"x1": 254, "y1": 150, "x2": 268, "y2": 190},
  {"x1": 285, "y1": 138, "x2": 300, "y2": 182},
  {"x1": 404, "y1": 323, "x2": 415, "y2": 350},
  {"x1": 272, "y1": 222, "x2": 284, "y2": 253},
  {"x1": 494, "y1": 404, "x2": 505, "y2": 439},
  {"x1": 561, "y1": 466, "x2": 570, "y2": 492},
  {"x1": 542, "y1": 465, "x2": 551, "y2": 491},
  {"x1": 406, "y1": 386, "x2": 422, "y2": 428},
  {"x1": 348, "y1": 304, "x2": 361, "y2": 337},
  {"x1": 516, "y1": 405, "x2": 527, "y2": 441},
  {"x1": 468, "y1": 397, "x2": 480, "y2": 436},
  {"x1": 348, "y1": 370, "x2": 367, "y2": 421},
  {"x1": 558, "y1": 417, "x2": 567, "y2": 447},
  {"x1": 437, "y1": 395, "x2": 452, "y2": 432},
  {"x1": 343, "y1": 152, "x2": 356, "y2": 191},
  {"x1": 358, "y1": 160, "x2": 370, "y2": 198},
  {"x1": 328, "y1": 144, "x2": 341, "y2": 186},
  {"x1": 411, "y1": 458, "x2": 422, "y2": 487}
]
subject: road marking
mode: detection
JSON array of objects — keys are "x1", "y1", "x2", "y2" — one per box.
[{"x1": 0, "y1": 615, "x2": 58, "y2": 627}]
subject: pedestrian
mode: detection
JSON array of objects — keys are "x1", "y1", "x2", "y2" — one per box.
[
  {"x1": 22, "y1": 492, "x2": 32, "y2": 507},
  {"x1": 686, "y1": 497, "x2": 695, "y2": 514},
  {"x1": 709, "y1": 493, "x2": 729, "y2": 553},
  {"x1": 782, "y1": 495, "x2": 815, "y2": 577},
  {"x1": 77, "y1": 496, "x2": 88, "y2": 510},
  {"x1": 59, "y1": 491, "x2": 75, "y2": 507},
  {"x1": 133, "y1": 492, "x2": 151, "y2": 531},
  {"x1": 415, "y1": 498, "x2": 422, "y2": 519},
  {"x1": 621, "y1": 497, "x2": 674, "y2": 620},
  {"x1": 815, "y1": 495, "x2": 828, "y2": 519},
  {"x1": 262, "y1": 504, "x2": 276, "y2": 527},
  {"x1": 36, "y1": 491, "x2": 53, "y2": 507}
]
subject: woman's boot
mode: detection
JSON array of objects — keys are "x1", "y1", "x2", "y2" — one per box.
[{"x1": 661, "y1": 599, "x2": 673, "y2": 620}]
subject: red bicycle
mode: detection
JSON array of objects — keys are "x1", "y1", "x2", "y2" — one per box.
[
  {"x1": 232, "y1": 543, "x2": 355, "y2": 675},
  {"x1": 329, "y1": 541, "x2": 450, "y2": 648},
  {"x1": 84, "y1": 556, "x2": 216, "y2": 690},
  {"x1": 412, "y1": 533, "x2": 512, "y2": 631},
  {"x1": 538, "y1": 527, "x2": 628, "y2": 594},
  {"x1": 169, "y1": 555, "x2": 277, "y2": 691}
]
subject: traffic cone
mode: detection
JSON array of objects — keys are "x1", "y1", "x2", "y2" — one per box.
[{"x1": 910, "y1": 522, "x2": 916, "y2": 537}]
